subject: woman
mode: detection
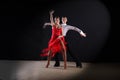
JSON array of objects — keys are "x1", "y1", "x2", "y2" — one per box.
[{"x1": 40, "y1": 10, "x2": 67, "y2": 69}]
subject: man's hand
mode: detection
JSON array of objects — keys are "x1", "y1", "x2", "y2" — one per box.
[
  {"x1": 80, "y1": 31, "x2": 86, "y2": 37},
  {"x1": 81, "y1": 33, "x2": 86, "y2": 37}
]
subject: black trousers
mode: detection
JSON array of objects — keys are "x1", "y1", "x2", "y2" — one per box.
[{"x1": 54, "y1": 37, "x2": 81, "y2": 65}]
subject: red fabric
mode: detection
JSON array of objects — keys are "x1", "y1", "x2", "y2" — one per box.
[{"x1": 40, "y1": 25, "x2": 67, "y2": 57}]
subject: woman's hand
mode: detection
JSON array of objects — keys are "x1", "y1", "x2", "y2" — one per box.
[
  {"x1": 49, "y1": 10, "x2": 54, "y2": 14},
  {"x1": 57, "y1": 35, "x2": 63, "y2": 39}
]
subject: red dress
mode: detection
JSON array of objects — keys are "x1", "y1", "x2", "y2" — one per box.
[{"x1": 40, "y1": 25, "x2": 67, "y2": 57}]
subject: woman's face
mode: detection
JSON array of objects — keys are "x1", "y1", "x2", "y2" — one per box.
[{"x1": 55, "y1": 18, "x2": 60, "y2": 24}]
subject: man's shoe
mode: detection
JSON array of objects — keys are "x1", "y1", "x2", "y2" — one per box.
[
  {"x1": 76, "y1": 63, "x2": 82, "y2": 68},
  {"x1": 76, "y1": 65, "x2": 82, "y2": 68},
  {"x1": 54, "y1": 62, "x2": 60, "y2": 67}
]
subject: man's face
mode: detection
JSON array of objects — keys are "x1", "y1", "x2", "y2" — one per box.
[{"x1": 62, "y1": 17, "x2": 67, "y2": 24}]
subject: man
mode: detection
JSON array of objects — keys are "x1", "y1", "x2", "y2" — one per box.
[{"x1": 54, "y1": 17, "x2": 86, "y2": 68}]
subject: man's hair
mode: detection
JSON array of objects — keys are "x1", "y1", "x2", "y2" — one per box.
[{"x1": 62, "y1": 16, "x2": 67, "y2": 18}]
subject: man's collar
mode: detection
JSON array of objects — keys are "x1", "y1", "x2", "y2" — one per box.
[{"x1": 62, "y1": 23, "x2": 67, "y2": 25}]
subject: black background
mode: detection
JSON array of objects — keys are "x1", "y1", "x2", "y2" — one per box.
[{"x1": 0, "y1": 0, "x2": 119, "y2": 62}]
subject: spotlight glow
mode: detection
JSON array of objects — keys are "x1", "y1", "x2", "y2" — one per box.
[{"x1": 11, "y1": 61, "x2": 89, "y2": 80}]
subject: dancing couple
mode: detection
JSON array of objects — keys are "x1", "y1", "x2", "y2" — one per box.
[{"x1": 40, "y1": 10, "x2": 86, "y2": 69}]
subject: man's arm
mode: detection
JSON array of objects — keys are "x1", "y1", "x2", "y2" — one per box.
[{"x1": 67, "y1": 25, "x2": 86, "y2": 37}]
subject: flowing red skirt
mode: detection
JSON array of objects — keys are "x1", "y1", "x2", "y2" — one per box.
[{"x1": 40, "y1": 36, "x2": 67, "y2": 57}]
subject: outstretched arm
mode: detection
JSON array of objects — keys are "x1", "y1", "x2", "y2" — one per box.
[
  {"x1": 49, "y1": 10, "x2": 54, "y2": 25},
  {"x1": 67, "y1": 25, "x2": 86, "y2": 37},
  {"x1": 43, "y1": 22, "x2": 51, "y2": 28},
  {"x1": 43, "y1": 10, "x2": 54, "y2": 28}
]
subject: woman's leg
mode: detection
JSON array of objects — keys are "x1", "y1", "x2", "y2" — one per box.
[
  {"x1": 46, "y1": 50, "x2": 52, "y2": 68},
  {"x1": 60, "y1": 39, "x2": 67, "y2": 69}
]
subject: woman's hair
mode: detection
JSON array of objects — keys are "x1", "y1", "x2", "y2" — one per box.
[{"x1": 54, "y1": 16, "x2": 60, "y2": 21}]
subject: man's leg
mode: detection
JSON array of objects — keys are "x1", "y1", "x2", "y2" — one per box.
[
  {"x1": 54, "y1": 53, "x2": 60, "y2": 67},
  {"x1": 66, "y1": 43, "x2": 82, "y2": 68}
]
